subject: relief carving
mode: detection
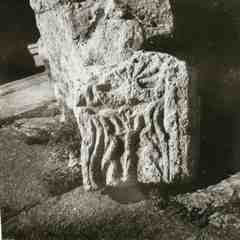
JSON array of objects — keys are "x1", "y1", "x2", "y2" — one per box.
[{"x1": 30, "y1": 0, "x2": 198, "y2": 191}]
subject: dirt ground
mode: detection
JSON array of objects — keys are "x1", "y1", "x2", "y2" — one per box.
[
  {"x1": 0, "y1": 107, "x2": 239, "y2": 240},
  {"x1": 0, "y1": 125, "x2": 49, "y2": 221},
  {"x1": 0, "y1": 118, "x2": 201, "y2": 240}
]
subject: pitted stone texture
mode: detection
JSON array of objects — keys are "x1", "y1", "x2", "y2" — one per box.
[
  {"x1": 126, "y1": 0, "x2": 174, "y2": 38},
  {"x1": 175, "y1": 173, "x2": 240, "y2": 215},
  {"x1": 30, "y1": 0, "x2": 174, "y2": 126},
  {"x1": 30, "y1": 0, "x2": 173, "y2": 68},
  {"x1": 30, "y1": 0, "x2": 173, "y2": 39},
  {"x1": 80, "y1": 18, "x2": 144, "y2": 66},
  {"x1": 30, "y1": 0, "x2": 68, "y2": 13},
  {"x1": 74, "y1": 52, "x2": 197, "y2": 190},
  {"x1": 30, "y1": 0, "x2": 148, "y2": 111},
  {"x1": 174, "y1": 173, "x2": 240, "y2": 238},
  {"x1": 30, "y1": 0, "x2": 197, "y2": 191}
]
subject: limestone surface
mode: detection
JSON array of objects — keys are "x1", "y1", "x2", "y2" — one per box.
[
  {"x1": 30, "y1": 0, "x2": 198, "y2": 191},
  {"x1": 173, "y1": 173, "x2": 240, "y2": 239},
  {"x1": 175, "y1": 173, "x2": 240, "y2": 213},
  {"x1": 75, "y1": 51, "x2": 197, "y2": 190}
]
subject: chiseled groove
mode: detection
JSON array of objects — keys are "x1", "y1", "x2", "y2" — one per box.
[
  {"x1": 132, "y1": 60, "x2": 146, "y2": 80},
  {"x1": 122, "y1": 130, "x2": 139, "y2": 182},
  {"x1": 101, "y1": 115, "x2": 125, "y2": 184},
  {"x1": 81, "y1": 118, "x2": 96, "y2": 190},
  {"x1": 133, "y1": 114, "x2": 145, "y2": 132},
  {"x1": 174, "y1": 87, "x2": 182, "y2": 179},
  {"x1": 99, "y1": 116, "x2": 110, "y2": 149},
  {"x1": 85, "y1": 85, "x2": 94, "y2": 106},
  {"x1": 141, "y1": 103, "x2": 155, "y2": 139},
  {"x1": 77, "y1": 94, "x2": 87, "y2": 106},
  {"x1": 89, "y1": 117, "x2": 105, "y2": 189},
  {"x1": 165, "y1": 85, "x2": 179, "y2": 182},
  {"x1": 109, "y1": 115, "x2": 124, "y2": 135},
  {"x1": 101, "y1": 136, "x2": 121, "y2": 184},
  {"x1": 159, "y1": 105, "x2": 172, "y2": 181},
  {"x1": 153, "y1": 101, "x2": 169, "y2": 181},
  {"x1": 100, "y1": 116, "x2": 113, "y2": 172},
  {"x1": 136, "y1": 63, "x2": 159, "y2": 84}
]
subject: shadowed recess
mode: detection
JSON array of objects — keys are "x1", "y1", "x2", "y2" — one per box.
[{"x1": 0, "y1": 0, "x2": 43, "y2": 84}]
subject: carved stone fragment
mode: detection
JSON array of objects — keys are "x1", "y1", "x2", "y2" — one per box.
[
  {"x1": 30, "y1": 0, "x2": 198, "y2": 191},
  {"x1": 74, "y1": 51, "x2": 197, "y2": 190}
]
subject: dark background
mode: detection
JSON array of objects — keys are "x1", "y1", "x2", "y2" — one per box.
[
  {"x1": 145, "y1": 0, "x2": 240, "y2": 186},
  {"x1": 0, "y1": 0, "x2": 40, "y2": 83}
]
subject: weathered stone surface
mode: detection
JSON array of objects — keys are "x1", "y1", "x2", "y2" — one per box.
[
  {"x1": 75, "y1": 51, "x2": 197, "y2": 190},
  {"x1": 30, "y1": 0, "x2": 174, "y2": 106},
  {"x1": 126, "y1": 0, "x2": 174, "y2": 38},
  {"x1": 30, "y1": 0, "x2": 198, "y2": 191},
  {"x1": 173, "y1": 172, "x2": 240, "y2": 235},
  {"x1": 30, "y1": 0, "x2": 173, "y2": 39},
  {"x1": 175, "y1": 173, "x2": 240, "y2": 212},
  {"x1": 209, "y1": 212, "x2": 240, "y2": 231}
]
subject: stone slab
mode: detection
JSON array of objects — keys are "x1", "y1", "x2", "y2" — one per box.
[{"x1": 0, "y1": 72, "x2": 55, "y2": 122}]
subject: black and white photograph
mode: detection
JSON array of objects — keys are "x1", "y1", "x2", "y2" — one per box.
[{"x1": 1, "y1": 0, "x2": 240, "y2": 239}]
